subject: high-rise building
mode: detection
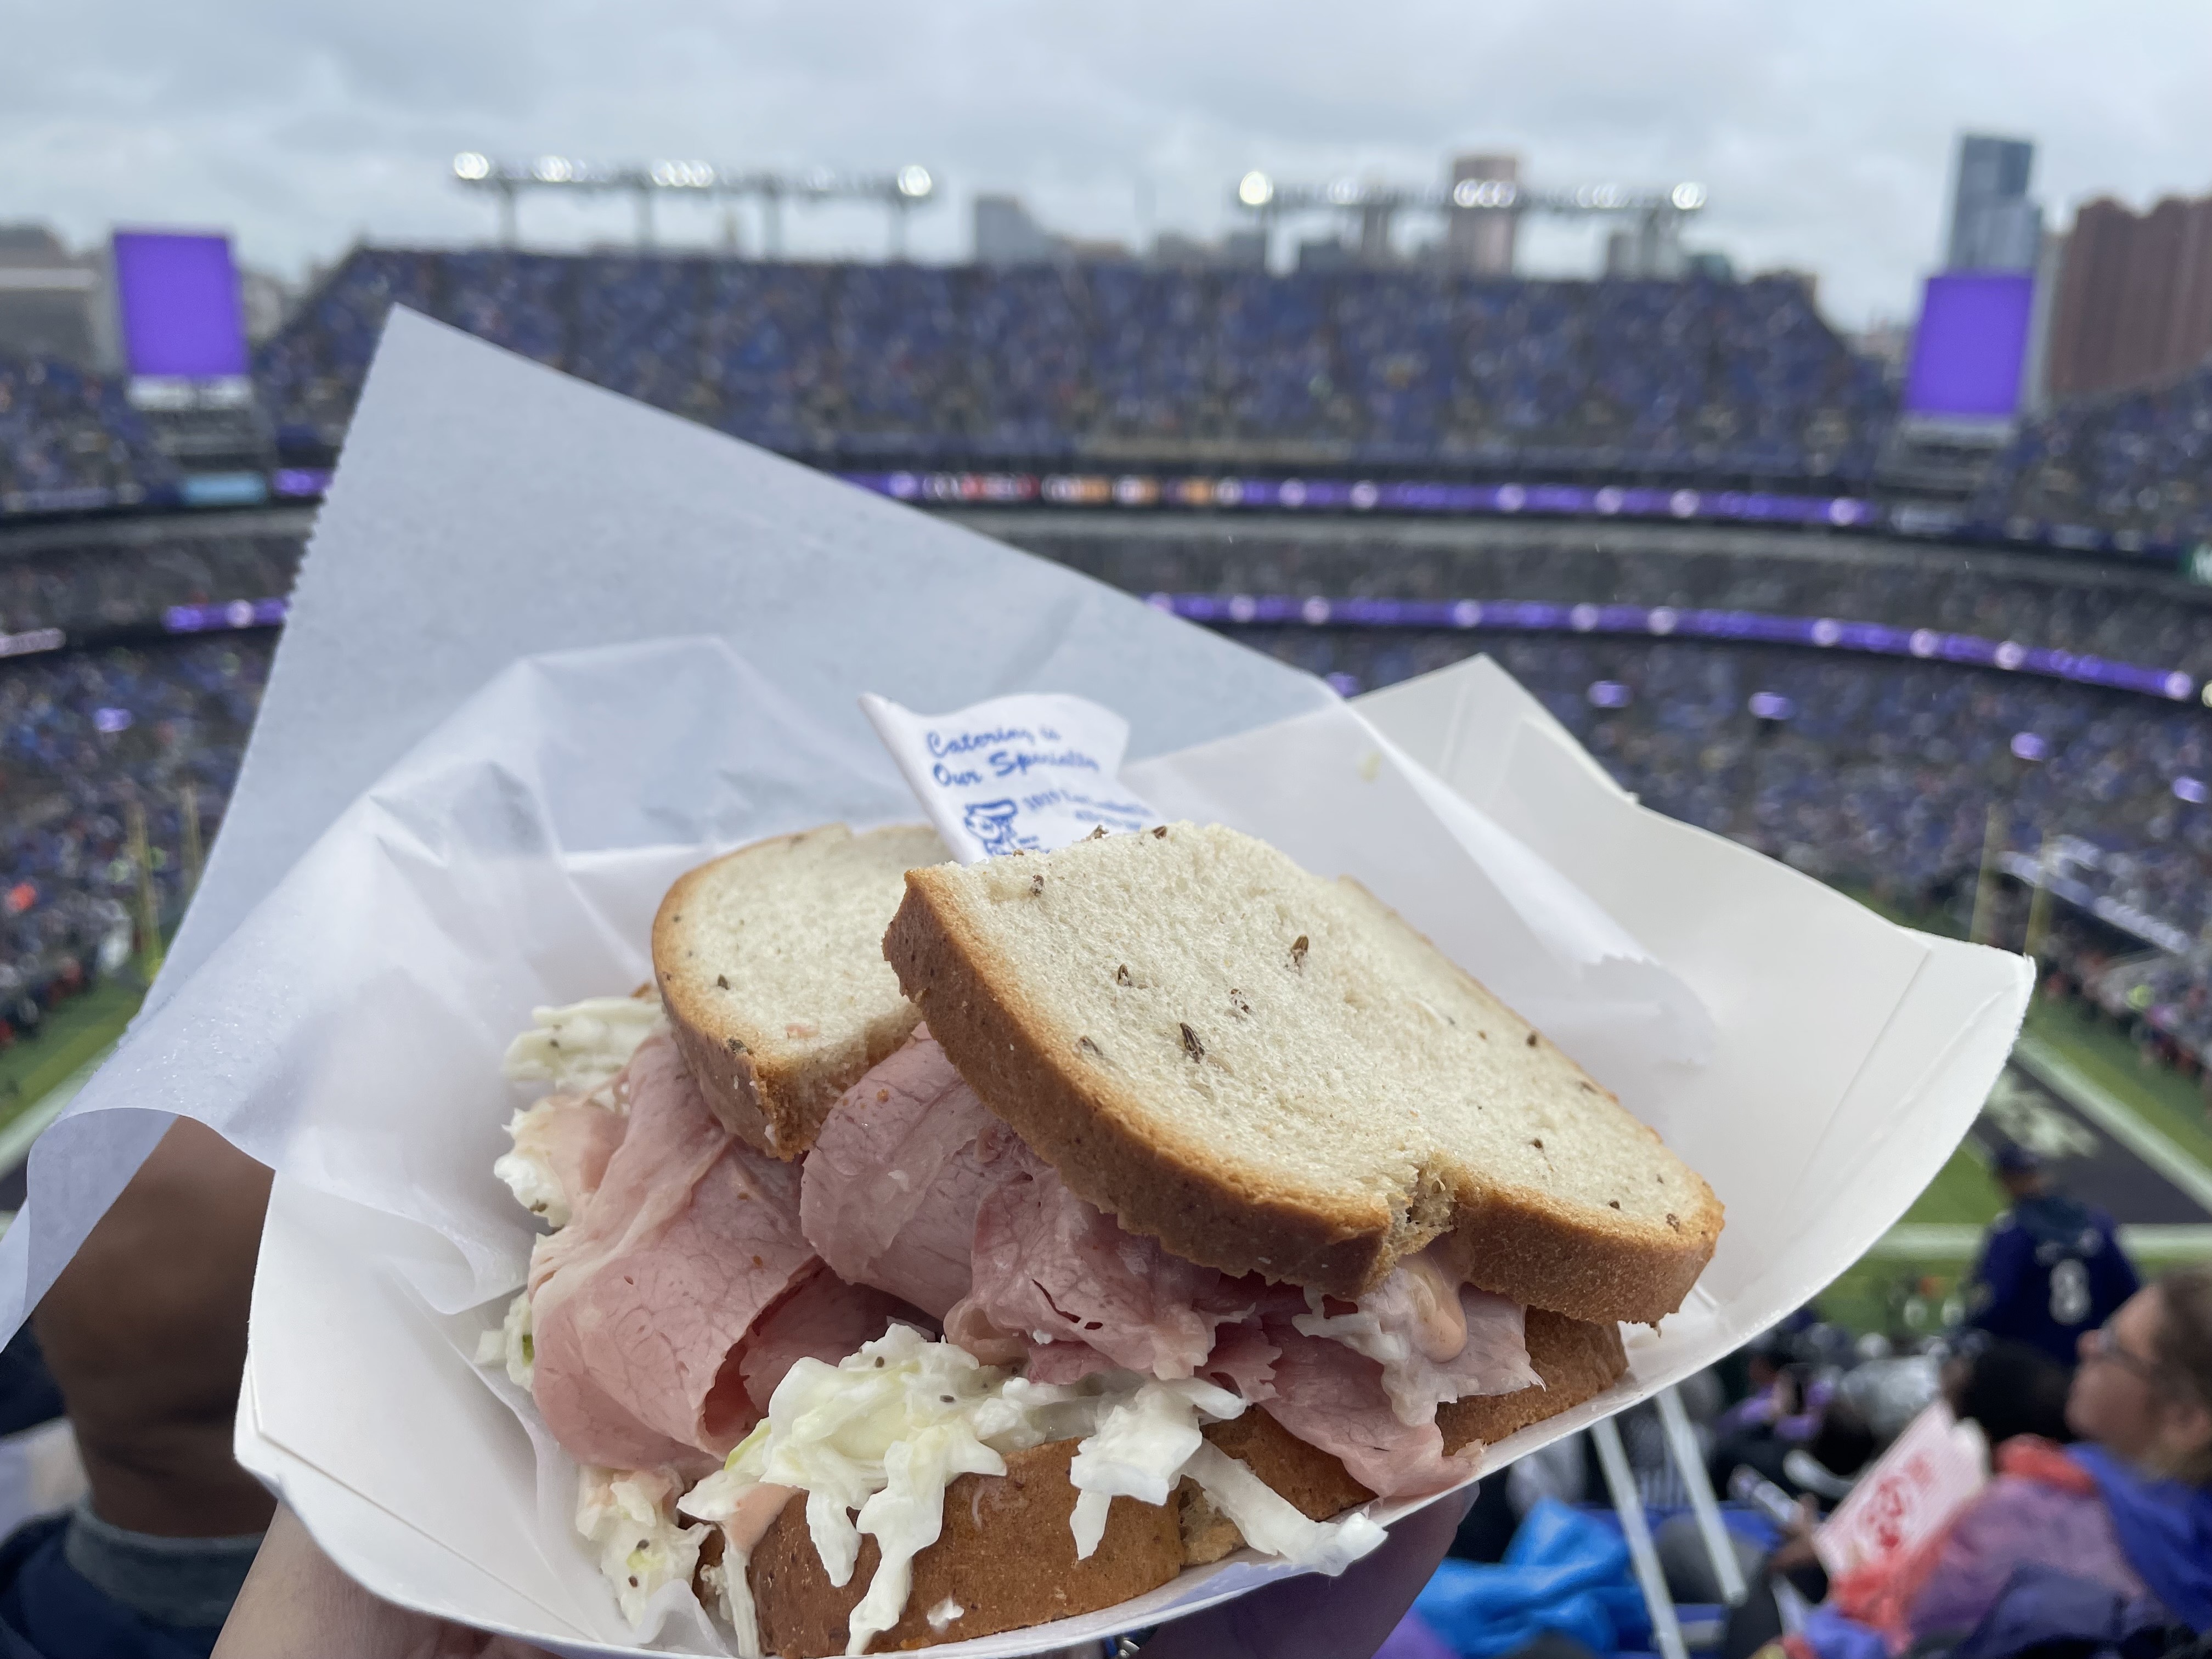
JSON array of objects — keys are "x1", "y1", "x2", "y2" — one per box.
[
  {"x1": 972, "y1": 195, "x2": 1056, "y2": 266},
  {"x1": 1447, "y1": 154, "x2": 1519, "y2": 275},
  {"x1": 2044, "y1": 192, "x2": 2212, "y2": 399},
  {"x1": 0, "y1": 225, "x2": 99, "y2": 364},
  {"x1": 1601, "y1": 213, "x2": 1685, "y2": 279},
  {"x1": 1945, "y1": 134, "x2": 2042, "y2": 272}
]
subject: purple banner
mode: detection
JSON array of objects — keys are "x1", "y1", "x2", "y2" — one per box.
[{"x1": 111, "y1": 230, "x2": 249, "y2": 381}]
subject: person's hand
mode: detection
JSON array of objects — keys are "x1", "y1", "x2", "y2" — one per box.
[
  {"x1": 1137, "y1": 1487, "x2": 1474, "y2": 1659},
  {"x1": 34, "y1": 1116, "x2": 274, "y2": 1536},
  {"x1": 212, "y1": 1505, "x2": 556, "y2": 1659},
  {"x1": 1764, "y1": 1496, "x2": 1822, "y2": 1574}
]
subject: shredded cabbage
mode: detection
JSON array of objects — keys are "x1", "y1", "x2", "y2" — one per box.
[
  {"x1": 470, "y1": 1289, "x2": 534, "y2": 1387},
  {"x1": 681, "y1": 1325, "x2": 1112, "y2": 1657},
  {"x1": 1066, "y1": 1378, "x2": 1243, "y2": 1558},
  {"x1": 501, "y1": 994, "x2": 663, "y2": 1096},
  {"x1": 574, "y1": 1466, "x2": 710, "y2": 1627},
  {"x1": 492, "y1": 1100, "x2": 579, "y2": 1224},
  {"x1": 678, "y1": 1323, "x2": 1396, "y2": 1650},
  {"x1": 1182, "y1": 1442, "x2": 1387, "y2": 1573}
]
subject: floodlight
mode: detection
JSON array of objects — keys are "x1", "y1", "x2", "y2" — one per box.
[
  {"x1": 1328, "y1": 178, "x2": 1359, "y2": 205},
  {"x1": 453, "y1": 152, "x2": 492, "y2": 181},
  {"x1": 1672, "y1": 182, "x2": 1707, "y2": 211},
  {"x1": 897, "y1": 165, "x2": 933, "y2": 199},
  {"x1": 1452, "y1": 179, "x2": 1515, "y2": 209},
  {"x1": 1238, "y1": 171, "x2": 1274, "y2": 207},
  {"x1": 532, "y1": 155, "x2": 574, "y2": 183}
]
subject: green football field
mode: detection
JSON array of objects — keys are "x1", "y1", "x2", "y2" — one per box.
[
  {"x1": 0, "y1": 978, "x2": 144, "y2": 1136},
  {"x1": 1809, "y1": 888, "x2": 2212, "y2": 1336}
]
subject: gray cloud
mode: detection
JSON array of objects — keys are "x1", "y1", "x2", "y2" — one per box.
[{"x1": 4, "y1": 0, "x2": 2209, "y2": 327}]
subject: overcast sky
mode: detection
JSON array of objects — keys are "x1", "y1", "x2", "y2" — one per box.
[{"x1": 8, "y1": 1, "x2": 2212, "y2": 330}]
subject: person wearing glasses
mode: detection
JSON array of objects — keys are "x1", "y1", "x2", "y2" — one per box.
[{"x1": 1799, "y1": 1266, "x2": 2212, "y2": 1659}]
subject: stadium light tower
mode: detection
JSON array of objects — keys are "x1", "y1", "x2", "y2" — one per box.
[
  {"x1": 452, "y1": 154, "x2": 936, "y2": 257},
  {"x1": 1231, "y1": 168, "x2": 1706, "y2": 273}
]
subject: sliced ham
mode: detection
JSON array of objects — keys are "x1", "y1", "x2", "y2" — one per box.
[
  {"x1": 1252, "y1": 1277, "x2": 1535, "y2": 1498},
  {"x1": 964, "y1": 1135, "x2": 1261, "y2": 1380},
  {"x1": 1021, "y1": 1340, "x2": 1125, "y2": 1385},
  {"x1": 1255, "y1": 1323, "x2": 1476, "y2": 1499},
  {"x1": 732, "y1": 1269, "x2": 913, "y2": 1420},
  {"x1": 498, "y1": 1095, "x2": 625, "y2": 1227},
  {"x1": 528, "y1": 1033, "x2": 872, "y2": 1472},
  {"x1": 1198, "y1": 1318, "x2": 1283, "y2": 1402},
  {"x1": 1290, "y1": 1256, "x2": 1539, "y2": 1424},
  {"x1": 798, "y1": 1029, "x2": 997, "y2": 1319}
]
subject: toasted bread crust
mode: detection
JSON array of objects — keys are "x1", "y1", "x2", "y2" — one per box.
[
  {"x1": 1437, "y1": 1307, "x2": 1629, "y2": 1450},
  {"x1": 748, "y1": 1439, "x2": 1181, "y2": 1656},
  {"x1": 656, "y1": 825, "x2": 933, "y2": 1158},
  {"x1": 1201, "y1": 1409, "x2": 1377, "y2": 1520},
  {"x1": 884, "y1": 868, "x2": 1720, "y2": 1324}
]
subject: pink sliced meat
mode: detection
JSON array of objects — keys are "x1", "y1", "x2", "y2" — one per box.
[
  {"x1": 965, "y1": 1136, "x2": 1260, "y2": 1380},
  {"x1": 1256, "y1": 1322, "x2": 1478, "y2": 1499},
  {"x1": 510, "y1": 1095, "x2": 625, "y2": 1220},
  {"x1": 528, "y1": 1032, "x2": 840, "y2": 1472},
  {"x1": 799, "y1": 1029, "x2": 997, "y2": 1319},
  {"x1": 1022, "y1": 1340, "x2": 1124, "y2": 1385},
  {"x1": 1291, "y1": 1266, "x2": 1539, "y2": 1424},
  {"x1": 733, "y1": 1269, "x2": 913, "y2": 1419},
  {"x1": 1198, "y1": 1318, "x2": 1283, "y2": 1402}
]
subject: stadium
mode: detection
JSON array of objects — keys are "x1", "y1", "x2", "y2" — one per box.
[
  {"x1": 5, "y1": 116, "x2": 2212, "y2": 1658},
  {"x1": 13, "y1": 183, "x2": 2212, "y2": 1271}
]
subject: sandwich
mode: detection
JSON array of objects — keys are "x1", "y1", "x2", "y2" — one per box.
[{"x1": 481, "y1": 820, "x2": 1722, "y2": 1657}]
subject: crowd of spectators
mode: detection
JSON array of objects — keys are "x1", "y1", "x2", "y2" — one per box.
[
  {"x1": 1976, "y1": 362, "x2": 2212, "y2": 550},
  {"x1": 0, "y1": 528, "x2": 301, "y2": 640},
  {"x1": 252, "y1": 250, "x2": 1893, "y2": 481},
  {"x1": 1025, "y1": 527, "x2": 2212, "y2": 680},
  {"x1": 1227, "y1": 627, "x2": 2212, "y2": 918},
  {"x1": 0, "y1": 357, "x2": 172, "y2": 516},
  {"x1": 14, "y1": 242, "x2": 2212, "y2": 562},
  {"x1": 0, "y1": 639, "x2": 271, "y2": 1049},
  {"x1": 11, "y1": 513, "x2": 2212, "y2": 1071}
]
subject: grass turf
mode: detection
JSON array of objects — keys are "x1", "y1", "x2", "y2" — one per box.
[
  {"x1": 0, "y1": 979, "x2": 144, "y2": 1133},
  {"x1": 1813, "y1": 883, "x2": 2212, "y2": 1336}
]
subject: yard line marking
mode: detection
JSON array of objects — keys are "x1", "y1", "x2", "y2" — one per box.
[{"x1": 2010, "y1": 1036, "x2": 2212, "y2": 1216}]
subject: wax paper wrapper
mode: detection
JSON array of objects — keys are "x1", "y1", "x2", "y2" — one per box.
[{"x1": 2, "y1": 315, "x2": 2031, "y2": 1656}]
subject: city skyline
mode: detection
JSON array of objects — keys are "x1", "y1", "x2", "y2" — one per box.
[{"x1": 8, "y1": 0, "x2": 2212, "y2": 328}]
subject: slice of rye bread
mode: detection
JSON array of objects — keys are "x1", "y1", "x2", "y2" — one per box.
[
  {"x1": 748, "y1": 1439, "x2": 1182, "y2": 1657},
  {"x1": 747, "y1": 1311, "x2": 1629, "y2": 1649},
  {"x1": 656, "y1": 823, "x2": 947, "y2": 1158},
  {"x1": 882, "y1": 821, "x2": 1722, "y2": 1325}
]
